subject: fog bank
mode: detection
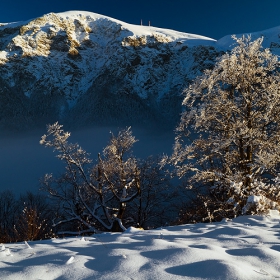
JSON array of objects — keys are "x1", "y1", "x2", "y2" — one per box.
[{"x1": 0, "y1": 125, "x2": 174, "y2": 194}]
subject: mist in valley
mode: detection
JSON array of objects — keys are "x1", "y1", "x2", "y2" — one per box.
[{"x1": 0, "y1": 124, "x2": 175, "y2": 194}]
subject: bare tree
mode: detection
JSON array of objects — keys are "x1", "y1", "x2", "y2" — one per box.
[
  {"x1": 14, "y1": 192, "x2": 54, "y2": 241},
  {"x1": 0, "y1": 191, "x2": 54, "y2": 242},
  {"x1": 40, "y1": 123, "x2": 140, "y2": 233},
  {"x1": 170, "y1": 35, "x2": 280, "y2": 220},
  {"x1": 126, "y1": 156, "x2": 176, "y2": 229}
]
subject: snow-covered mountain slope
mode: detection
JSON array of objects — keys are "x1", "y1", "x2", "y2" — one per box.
[
  {"x1": 0, "y1": 11, "x2": 219, "y2": 130},
  {"x1": 217, "y1": 25, "x2": 280, "y2": 54},
  {"x1": 1, "y1": 11, "x2": 280, "y2": 131}
]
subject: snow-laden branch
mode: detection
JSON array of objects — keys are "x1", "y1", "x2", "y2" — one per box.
[
  {"x1": 169, "y1": 35, "x2": 280, "y2": 219},
  {"x1": 41, "y1": 124, "x2": 141, "y2": 232}
]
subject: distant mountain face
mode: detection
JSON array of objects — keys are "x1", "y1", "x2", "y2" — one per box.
[{"x1": 0, "y1": 11, "x2": 279, "y2": 131}]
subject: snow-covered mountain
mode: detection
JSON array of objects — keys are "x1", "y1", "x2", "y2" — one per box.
[
  {"x1": 1, "y1": 11, "x2": 280, "y2": 131},
  {"x1": 0, "y1": 11, "x2": 220, "y2": 131}
]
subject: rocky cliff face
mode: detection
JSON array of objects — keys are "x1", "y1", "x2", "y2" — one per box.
[{"x1": 1, "y1": 11, "x2": 278, "y2": 131}]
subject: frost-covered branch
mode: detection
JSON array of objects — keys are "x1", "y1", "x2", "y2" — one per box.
[{"x1": 41, "y1": 124, "x2": 141, "y2": 232}]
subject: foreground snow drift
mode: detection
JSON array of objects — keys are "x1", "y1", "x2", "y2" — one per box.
[{"x1": 1, "y1": 213, "x2": 280, "y2": 279}]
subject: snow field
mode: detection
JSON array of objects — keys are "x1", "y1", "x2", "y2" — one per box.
[{"x1": 1, "y1": 213, "x2": 280, "y2": 279}]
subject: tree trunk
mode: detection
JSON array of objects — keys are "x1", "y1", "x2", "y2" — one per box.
[
  {"x1": 111, "y1": 220, "x2": 124, "y2": 232},
  {"x1": 111, "y1": 202, "x2": 126, "y2": 232}
]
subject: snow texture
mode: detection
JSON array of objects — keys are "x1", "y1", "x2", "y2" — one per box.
[{"x1": 1, "y1": 213, "x2": 280, "y2": 279}]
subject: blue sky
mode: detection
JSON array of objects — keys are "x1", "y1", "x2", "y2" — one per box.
[{"x1": 1, "y1": 0, "x2": 280, "y2": 40}]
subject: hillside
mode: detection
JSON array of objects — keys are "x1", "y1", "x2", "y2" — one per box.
[
  {"x1": 1, "y1": 11, "x2": 280, "y2": 131},
  {"x1": 0, "y1": 11, "x2": 219, "y2": 130}
]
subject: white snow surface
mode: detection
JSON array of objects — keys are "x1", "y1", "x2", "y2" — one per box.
[
  {"x1": 1, "y1": 213, "x2": 280, "y2": 279},
  {"x1": 217, "y1": 25, "x2": 280, "y2": 52},
  {"x1": 58, "y1": 11, "x2": 216, "y2": 43}
]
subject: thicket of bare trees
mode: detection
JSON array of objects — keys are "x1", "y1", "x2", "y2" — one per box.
[
  {"x1": 40, "y1": 124, "x2": 177, "y2": 233},
  {"x1": 126, "y1": 156, "x2": 180, "y2": 229},
  {"x1": 0, "y1": 191, "x2": 54, "y2": 243}
]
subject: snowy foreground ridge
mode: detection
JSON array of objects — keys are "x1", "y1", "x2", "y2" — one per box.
[{"x1": 1, "y1": 214, "x2": 280, "y2": 279}]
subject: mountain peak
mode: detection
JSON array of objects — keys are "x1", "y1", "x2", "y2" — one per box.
[
  {"x1": 1, "y1": 11, "x2": 279, "y2": 131},
  {"x1": 0, "y1": 11, "x2": 216, "y2": 61}
]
